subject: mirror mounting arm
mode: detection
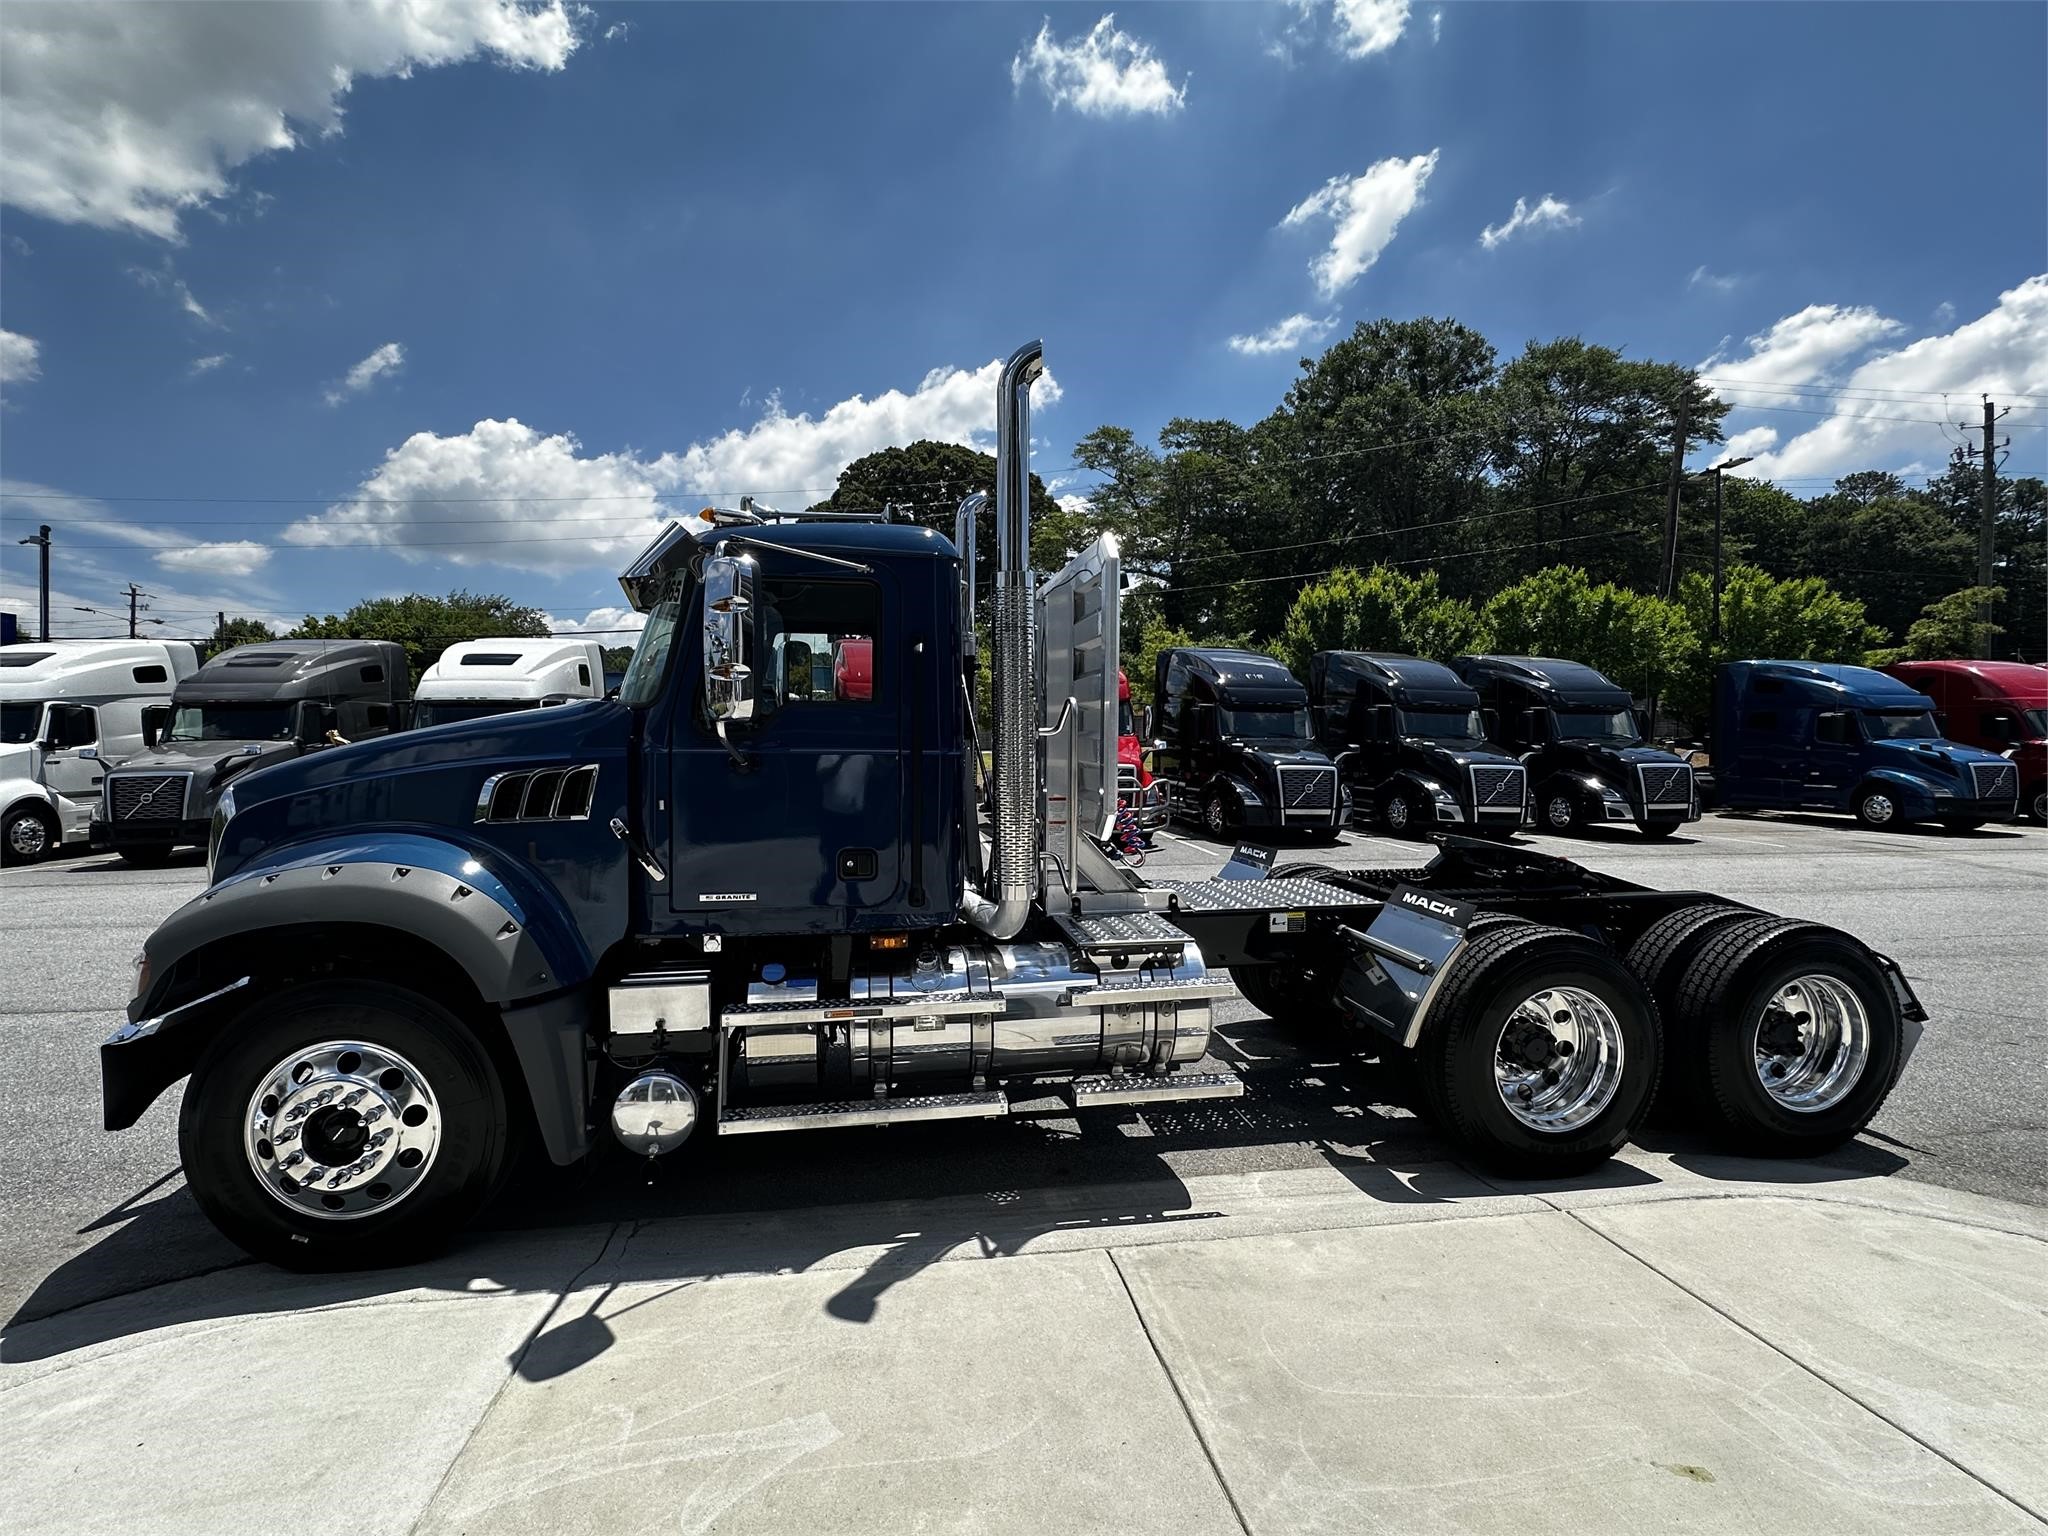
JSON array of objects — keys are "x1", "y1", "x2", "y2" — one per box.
[{"x1": 716, "y1": 536, "x2": 872, "y2": 576}]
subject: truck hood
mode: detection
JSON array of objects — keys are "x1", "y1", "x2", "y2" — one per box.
[
  {"x1": 1870, "y1": 737, "x2": 2014, "y2": 781},
  {"x1": 114, "y1": 739, "x2": 297, "y2": 782},
  {"x1": 1405, "y1": 742, "x2": 1523, "y2": 775}
]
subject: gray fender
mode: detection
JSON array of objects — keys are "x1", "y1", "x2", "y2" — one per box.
[{"x1": 117, "y1": 836, "x2": 595, "y2": 1162}]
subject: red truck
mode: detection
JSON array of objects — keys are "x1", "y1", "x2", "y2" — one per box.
[
  {"x1": 1116, "y1": 669, "x2": 1166, "y2": 838},
  {"x1": 1883, "y1": 660, "x2": 2047, "y2": 822}
]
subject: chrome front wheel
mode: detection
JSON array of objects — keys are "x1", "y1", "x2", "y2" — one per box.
[
  {"x1": 4, "y1": 808, "x2": 53, "y2": 863},
  {"x1": 243, "y1": 1040, "x2": 444, "y2": 1219},
  {"x1": 1752, "y1": 974, "x2": 1871, "y2": 1113},
  {"x1": 1856, "y1": 790, "x2": 1896, "y2": 828},
  {"x1": 1493, "y1": 986, "x2": 1628, "y2": 1133}
]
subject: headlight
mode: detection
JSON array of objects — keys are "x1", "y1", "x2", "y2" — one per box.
[
  {"x1": 1429, "y1": 786, "x2": 1458, "y2": 805},
  {"x1": 1596, "y1": 782, "x2": 1627, "y2": 803},
  {"x1": 206, "y1": 784, "x2": 237, "y2": 882}
]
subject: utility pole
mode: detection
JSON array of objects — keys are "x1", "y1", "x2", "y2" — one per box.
[
  {"x1": 217, "y1": 611, "x2": 227, "y2": 657},
  {"x1": 1976, "y1": 396, "x2": 2006, "y2": 656},
  {"x1": 1658, "y1": 396, "x2": 1691, "y2": 599},
  {"x1": 16, "y1": 525, "x2": 52, "y2": 641},
  {"x1": 124, "y1": 583, "x2": 148, "y2": 639}
]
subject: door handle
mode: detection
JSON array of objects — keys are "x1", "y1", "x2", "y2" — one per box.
[{"x1": 609, "y1": 817, "x2": 666, "y2": 882}]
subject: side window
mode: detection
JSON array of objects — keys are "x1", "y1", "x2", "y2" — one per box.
[
  {"x1": 364, "y1": 703, "x2": 392, "y2": 733},
  {"x1": 132, "y1": 664, "x2": 168, "y2": 684},
  {"x1": 1814, "y1": 710, "x2": 1852, "y2": 745},
  {"x1": 760, "y1": 577, "x2": 881, "y2": 711},
  {"x1": 360, "y1": 665, "x2": 384, "y2": 684},
  {"x1": 1745, "y1": 710, "x2": 1779, "y2": 731},
  {"x1": 577, "y1": 662, "x2": 591, "y2": 689},
  {"x1": 49, "y1": 703, "x2": 98, "y2": 748}
]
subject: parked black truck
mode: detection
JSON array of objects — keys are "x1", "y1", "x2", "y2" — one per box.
[
  {"x1": 1454, "y1": 655, "x2": 1700, "y2": 838},
  {"x1": 1151, "y1": 646, "x2": 1348, "y2": 839},
  {"x1": 99, "y1": 342, "x2": 1923, "y2": 1271},
  {"x1": 1309, "y1": 651, "x2": 1531, "y2": 838},
  {"x1": 94, "y1": 640, "x2": 409, "y2": 865}
]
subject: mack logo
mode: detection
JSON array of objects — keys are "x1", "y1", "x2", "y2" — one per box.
[
  {"x1": 696, "y1": 892, "x2": 757, "y2": 903},
  {"x1": 1389, "y1": 885, "x2": 1475, "y2": 930},
  {"x1": 1399, "y1": 891, "x2": 1461, "y2": 919}
]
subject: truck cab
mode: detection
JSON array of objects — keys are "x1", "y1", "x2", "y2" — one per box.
[
  {"x1": 1454, "y1": 655, "x2": 1699, "y2": 838},
  {"x1": 1309, "y1": 651, "x2": 1531, "y2": 839},
  {"x1": 1714, "y1": 660, "x2": 2019, "y2": 830},
  {"x1": 1151, "y1": 647, "x2": 1347, "y2": 840},
  {"x1": 95, "y1": 639, "x2": 410, "y2": 864},
  {"x1": 0, "y1": 639, "x2": 198, "y2": 861},
  {"x1": 412, "y1": 638, "x2": 606, "y2": 728},
  {"x1": 1882, "y1": 660, "x2": 2046, "y2": 823}
]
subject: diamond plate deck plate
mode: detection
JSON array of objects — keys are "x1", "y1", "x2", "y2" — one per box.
[
  {"x1": 1053, "y1": 910, "x2": 1193, "y2": 948},
  {"x1": 719, "y1": 1091, "x2": 1009, "y2": 1134},
  {"x1": 1154, "y1": 876, "x2": 1365, "y2": 914},
  {"x1": 1068, "y1": 1071, "x2": 1245, "y2": 1107}
]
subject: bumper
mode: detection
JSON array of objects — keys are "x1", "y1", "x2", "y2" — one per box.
[
  {"x1": 91, "y1": 814, "x2": 209, "y2": 852},
  {"x1": 1117, "y1": 782, "x2": 1169, "y2": 832},
  {"x1": 1933, "y1": 798, "x2": 2018, "y2": 824},
  {"x1": 101, "y1": 976, "x2": 251, "y2": 1131}
]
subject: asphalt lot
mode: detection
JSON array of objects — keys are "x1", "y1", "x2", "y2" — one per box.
[{"x1": 2, "y1": 811, "x2": 2042, "y2": 1331}]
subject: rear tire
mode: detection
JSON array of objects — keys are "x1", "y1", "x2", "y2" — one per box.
[
  {"x1": 2, "y1": 805, "x2": 57, "y2": 865},
  {"x1": 1417, "y1": 923, "x2": 1661, "y2": 1175},
  {"x1": 1670, "y1": 918, "x2": 1905, "y2": 1156},
  {"x1": 1624, "y1": 903, "x2": 1761, "y2": 1115},
  {"x1": 179, "y1": 981, "x2": 511, "y2": 1270},
  {"x1": 117, "y1": 846, "x2": 178, "y2": 867}
]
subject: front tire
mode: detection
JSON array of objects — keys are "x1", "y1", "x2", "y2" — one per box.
[
  {"x1": 1201, "y1": 787, "x2": 1235, "y2": 840},
  {"x1": 2, "y1": 805, "x2": 57, "y2": 865},
  {"x1": 180, "y1": 981, "x2": 511, "y2": 1270},
  {"x1": 1853, "y1": 784, "x2": 1903, "y2": 830},
  {"x1": 117, "y1": 845, "x2": 178, "y2": 867},
  {"x1": 1380, "y1": 788, "x2": 1421, "y2": 839},
  {"x1": 1417, "y1": 924, "x2": 1661, "y2": 1175},
  {"x1": 1638, "y1": 821, "x2": 1681, "y2": 840},
  {"x1": 1541, "y1": 790, "x2": 1583, "y2": 835}
]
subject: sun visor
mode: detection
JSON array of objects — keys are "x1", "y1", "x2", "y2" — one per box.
[{"x1": 617, "y1": 521, "x2": 694, "y2": 613}]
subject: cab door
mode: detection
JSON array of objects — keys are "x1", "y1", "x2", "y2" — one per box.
[
  {"x1": 666, "y1": 559, "x2": 905, "y2": 933},
  {"x1": 1803, "y1": 708, "x2": 1863, "y2": 805},
  {"x1": 39, "y1": 703, "x2": 105, "y2": 804}
]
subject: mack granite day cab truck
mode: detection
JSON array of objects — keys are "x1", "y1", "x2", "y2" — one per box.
[
  {"x1": 1882, "y1": 659, "x2": 2046, "y2": 823},
  {"x1": 1454, "y1": 655, "x2": 1701, "y2": 838},
  {"x1": 1309, "y1": 651, "x2": 1533, "y2": 839},
  {"x1": 102, "y1": 344, "x2": 1924, "y2": 1269},
  {"x1": 1151, "y1": 646, "x2": 1350, "y2": 840},
  {"x1": 0, "y1": 639, "x2": 198, "y2": 862},
  {"x1": 94, "y1": 640, "x2": 409, "y2": 865},
  {"x1": 1713, "y1": 660, "x2": 2019, "y2": 830},
  {"x1": 412, "y1": 637, "x2": 607, "y2": 728}
]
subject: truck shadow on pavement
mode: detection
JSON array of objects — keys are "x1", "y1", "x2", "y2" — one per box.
[{"x1": 1, "y1": 1012, "x2": 1909, "y2": 1371}]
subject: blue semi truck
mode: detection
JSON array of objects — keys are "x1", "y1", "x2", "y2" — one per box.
[
  {"x1": 1713, "y1": 660, "x2": 2019, "y2": 830},
  {"x1": 97, "y1": 343, "x2": 1927, "y2": 1269}
]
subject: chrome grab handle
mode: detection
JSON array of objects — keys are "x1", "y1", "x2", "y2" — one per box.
[{"x1": 610, "y1": 817, "x2": 667, "y2": 882}]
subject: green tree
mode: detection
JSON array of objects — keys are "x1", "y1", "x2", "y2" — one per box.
[
  {"x1": 205, "y1": 615, "x2": 277, "y2": 661},
  {"x1": 290, "y1": 590, "x2": 550, "y2": 686},
  {"x1": 1670, "y1": 565, "x2": 1885, "y2": 722},
  {"x1": 1279, "y1": 565, "x2": 1487, "y2": 676},
  {"x1": 1868, "y1": 585, "x2": 2007, "y2": 662},
  {"x1": 601, "y1": 645, "x2": 634, "y2": 677},
  {"x1": 1482, "y1": 566, "x2": 1695, "y2": 702},
  {"x1": 1796, "y1": 483, "x2": 1973, "y2": 640}
]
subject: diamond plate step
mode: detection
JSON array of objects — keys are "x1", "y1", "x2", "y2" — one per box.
[
  {"x1": 718, "y1": 1091, "x2": 1009, "y2": 1135},
  {"x1": 1052, "y1": 909, "x2": 1193, "y2": 950},
  {"x1": 1153, "y1": 876, "x2": 1364, "y2": 914},
  {"x1": 1066, "y1": 1071, "x2": 1245, "y2": 1109}
]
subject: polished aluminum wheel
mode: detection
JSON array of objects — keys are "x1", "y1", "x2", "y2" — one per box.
[
  {"x1": 1859, "y1": 792, "x2": 1895, "y2": 826},
  {"x1": 6, "y1": 812, "x2": 51, "y2": 859},
  {"x1": 1752, "y1": 974, "x2": 1870, "y2": 1113},
  {"x1": 1384, "y1": 794, "x2": 1411, "y2": 833},
  {"x1": 1494, "y1": 986, "x2": 1626, "y2": 1133},
  {"x1": 243, "y1": 1040, "x2": 443, "y2": 1220},
  {"x1": 1544, "y1": 795, "x2": 1575, "y2": 831}
]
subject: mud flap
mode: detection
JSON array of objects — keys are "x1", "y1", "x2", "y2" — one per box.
[
  {"x1": 1334, "y1": 885, "x2": 1476, "y2": 1049},
  {"x1": 1217, "y1": 842, "x2": 1277, "y2": 881}
]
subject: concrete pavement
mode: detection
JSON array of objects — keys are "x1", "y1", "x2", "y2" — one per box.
[{"x1": 5, "y1": 1148, "x2": 2043, "y2": 1536}]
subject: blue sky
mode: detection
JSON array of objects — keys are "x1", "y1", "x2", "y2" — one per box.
[{"x1": 2, "y1": 1, "x2": 2043, "y2": 643}]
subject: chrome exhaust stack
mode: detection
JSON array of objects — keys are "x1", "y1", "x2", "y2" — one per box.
[{"x1": 962, "y1": 340, "x2": 1045, "y2": 941}]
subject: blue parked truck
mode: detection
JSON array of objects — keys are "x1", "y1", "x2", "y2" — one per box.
[
  {"x1": 1454, "y1": 656, "x2": 1701, "y2": 838},
  {"x1": 1713, "y1": 661, "x2": 2020, "y2": 830},
  {"x1": 100, "y1": 343, "x2": 1926, "y2": 1268}
]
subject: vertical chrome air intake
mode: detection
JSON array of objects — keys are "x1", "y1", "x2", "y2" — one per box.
[
  {"x1": 962, "y1": 340, "x2": 1045, "y2": 940},
  {"x1": 954, "y1": 490, "x2": 985, "y2": 669}
]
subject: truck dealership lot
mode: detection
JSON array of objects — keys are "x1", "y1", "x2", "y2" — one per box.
[{"x1": 2, "y1": 810, "x2": 2042, "y2": 1327}]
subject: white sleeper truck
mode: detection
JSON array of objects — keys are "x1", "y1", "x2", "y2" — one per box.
[
  {"x1": 412, "y1": 638, "x2": 607, "y2": 728},
  {"x1": 0, "y1": 639, "x2": 199, "y2": 863}
]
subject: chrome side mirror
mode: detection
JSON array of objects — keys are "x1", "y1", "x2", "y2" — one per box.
[{"x1": 702, "y1": 550, "x2": 757, "y2": 741}]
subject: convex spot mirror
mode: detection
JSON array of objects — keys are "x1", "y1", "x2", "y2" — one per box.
[{"x1": 702, "y1": 550, "x2": 757, "y2": 727}]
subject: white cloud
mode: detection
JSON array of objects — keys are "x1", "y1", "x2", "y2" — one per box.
[
  {"x1": 1730, "y1": 276, "x2": 2048, "y2": 483},
  {"x1": 1718, "y1": 426, "x2": 1780, "y2": 462},
  {"x1": 1932, "y1": 300, "x2": 1956, "y2": 324},
  {"x1": 1, "y1": 329, "x2": 41, "y2": 389},
  {"x1": 1011, "y1": 14, "x2": 1187, "y2": 117},
  {"x1": 1228, "y1": 312, "x2": 1338, "y2": 356},
  {"x1": 282, "y1": 355, "x2": 1062, "y2": 572},
  {"x1": 156, "y1": 540, "x2": 271, "y2": 577},
  {"x1": 1478, "y1": 194, "x2": 1579, "y2": 251},
  {"x1": 188, "y1": 353, "x2": 229, "y2": 376},
  {"x1": 0, "y1": 1, "x2": 585, "y2": 240},
  {"x1": 1280, "y1": 150, "x2": 1437, "y2": 299},
  {"x1": 1688, "y1": 265, "x2": 1741, "y2": 294},
  {"x1": 1429, "y1": 9, "x2": 1442, "y2": 44},
  {"x1": 325, "y1": 342, "x2": 406, "y2": 405},
  {"x1": 128, "y1": 262, "x2": 216, "y2": 324},
  {"x1": 548, "y1": 605, "x2": 644, "y2": 638},
  {"x1": 1331, "y1": 0, "x2": 1410, "y2": 57},
  {"x1": 1701, "y1": 303, "x2": 1906, "y2": 392}
]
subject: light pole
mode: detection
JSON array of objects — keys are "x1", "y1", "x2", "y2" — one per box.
[
  {"x1": 1701, "y1": 456, "x2": 1753, "y2": 644},
  {"x1": 17, "y1": 525, "x2": 51, "y2": 641}
]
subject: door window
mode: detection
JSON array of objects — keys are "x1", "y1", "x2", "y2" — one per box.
[
  {"x1": 1814, "y1": 711, "x2": 1854, "y2": 745},
  {"x1": 759, "y1": 578, "x2": 881, "y2": 712},
  {"x1": 47, "y1": 703, "x2": 98, "y2": 749}
]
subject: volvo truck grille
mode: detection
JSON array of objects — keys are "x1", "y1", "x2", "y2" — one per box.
[
  {"x1": 1636, "y1": 763, "x2": 1693, "y2": 806},
  {"x1": 109, "y1": 773, "x2": 189, "y2": 823},
  {"x1": 1470, "y1": 765, "x2": 1526, "y2": 811},
  {"x1": 1970, "y1": 761, "x2": 2018, "y2": 803},
  {"x1": 1278, "y1": 764, "x2": 1338, "y2": 814}
]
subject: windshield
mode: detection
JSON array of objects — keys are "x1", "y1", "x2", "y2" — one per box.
[
  {"x1": 1400, "y1": 707, "x2": 1485, "y2": 742},
  {"x1": 0, "y1": 701, "x2": 47, "y2": 745},
  {"x1": 2023, "y1": 708, "x2": 2047, "y2": 737},
  {"x1": 1221, "y1": 706, "x2": 1310, "y2": 741},
  {"x1": 1553, "y1": 708, "x2": 1639, "y2": 743},
  {"x1": 414, "y1": 699, "x2": 536, "y2": 728},
  {"x1": 167, "y1": 701, "x2": 296, "y2": 743},
  {"x1": 620, "y1": 575, "x2": 686, "y2": 707},
  {"x1": 1865, "y1": 709, "x2": 1940, "y2": 740}
]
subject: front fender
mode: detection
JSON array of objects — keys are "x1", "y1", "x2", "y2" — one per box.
[{"x1": 1859, "y1": 769, "x2": 1941, "y2": 819}]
